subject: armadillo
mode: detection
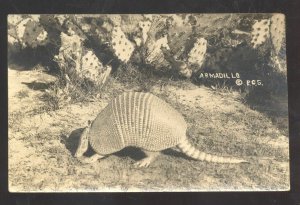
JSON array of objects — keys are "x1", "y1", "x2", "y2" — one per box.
[{"x1": 75, "y1": 92, "x2": 247, "y2": 167}]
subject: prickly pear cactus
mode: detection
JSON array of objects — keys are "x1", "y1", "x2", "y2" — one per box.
[
  {"x1": 205, "y1": 48, "x2": 233, "y2": 72},
  {"x1": 139, "y1": 20, "x2": 152, "y2": 44},
  {"x1": 164, "y1": 15, "x2": 207, "y2": 77},
  {"x1": 178, "y1": 63, "x2": 192, "y2": 78},
  {"x1": 107, "y1": 15, "x2": 122, "y2": 26},
  {"x1": 167, "y1": 15, "x2": 193, "y2": 60},
  {"x1": 54, "y1": 15, "x2": 68, "y2": 26},
  {"x1": 250, "y1": 19, "x2": 270, "y2": 48},
  {"x1": 80, "y1": 51, "x2": 112, "y2": 85},
  {"x1": 7, "y1": 15, "x2": 23, "y2": 26},
  {"x1": 8, "y1": 14, "x2": 287, "y2": 84},
  {"x1": 120, "y1": 15, "x2": 145, "y2": 34},
  {"x1": 142, "y1": 17, "x2": 171, "y2": 70},
  {"x1": 55, "y1": 32, "x2": 84, "y2": 71},
  {"x1": 62, "y1": 18, "x2": 87, "y2": 40},
  {"x1": 145, "y1": 35, "x2": 170, "y2": 68},
  {"x1": 7, "y1": 15, "x2": 21, "y2": 45},
  {"x1": 144, "y1": 14, "x2": 154, "y2": 21},
  {"x1": 270, "y1": 14, "x2": 285, "y2": 54},
  {"x1": 122, "y1": 15, "x2": 153, "y2": 47},
  {"x1": 55, "y1": 32, "x2": 111, "y2": 86},
  {"x1": 142, "y1": 15, "x2": 208, "y2": 78},
  {"x1": 22, "y1": 18, "x2": 48, "y2": 48},
  {"x1": 8, "y1": 15, "x2": 49, "y2": 48},
  {"x1": 187, "y1": 37, "x2": 207, "y2": 67},
  {"x1": 111, "y1": 26, "x2": 135, "y2": 63}
]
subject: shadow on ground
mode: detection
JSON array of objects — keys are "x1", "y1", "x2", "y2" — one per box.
[
  {"x1": 61, "y1": 127, "x2": 190, "y2": 161},
  {"x1": 22, "y1": 81, "x2": 54, "y2": 91},
  {"x1": 60, "y1": 128, "x2": 83, "y2": 156}
]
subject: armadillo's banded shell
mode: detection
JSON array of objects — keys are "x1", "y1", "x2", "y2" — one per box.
[{"x1": 89, "y1": 92, "x2": 187, "y2": 155}]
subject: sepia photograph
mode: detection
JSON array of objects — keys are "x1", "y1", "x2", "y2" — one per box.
[{"x1": 8, "y1": 14, "x2": 289, "y2": 192}]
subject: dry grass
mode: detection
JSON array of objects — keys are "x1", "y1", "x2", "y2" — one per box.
[{"x1": 8, "y1": 66, "x2": 289, "y2": 192}]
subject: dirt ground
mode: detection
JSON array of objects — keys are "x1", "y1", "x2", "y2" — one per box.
[{"x1": 8, "y1": 66, "x2": 289, "y2": 192}]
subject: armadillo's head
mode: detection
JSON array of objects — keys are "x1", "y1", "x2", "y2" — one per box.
[{"x1": 74, "y1": 121, "x2": 91, "y2": 158}]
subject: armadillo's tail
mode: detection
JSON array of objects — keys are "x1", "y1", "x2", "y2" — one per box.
[{"x1": 177, "y1": 138, "x2": 248, "y2": 164}]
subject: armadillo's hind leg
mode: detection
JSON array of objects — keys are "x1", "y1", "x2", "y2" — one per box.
[
  {"x1": 134, "y1": 150, "x2": 159, "y2": 168},
  {"x1": 77, "y1": 154, "x2": 105, "y2": 164}
]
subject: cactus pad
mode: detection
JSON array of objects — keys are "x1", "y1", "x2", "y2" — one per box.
[
  {"x1": 56, "y1": 32, "x2": 111, "y2": 85},
  {"x1": 12, "y1": 17, "x2": 49, "y2": 48},
  {"x1": 8, "y1": 15, "x2": 23, "y2": 26},
  {"x1": 250, "y1": 19, "x2": 270, "y2": 48},
  {"x1": 111, "y1": 26, "x2": 135, "y2": 62},
  {"x1": 145, "y1": 35, "x2": 170, "y2": 64},
  {"x1": 188, "y1": 37, "x2": 207, "y2": 67},
  {"x1": 80, "y1": 51, "x2": 110, "y2": 85},
  {"x1": 167, "y1": 15, "x2": 193, "y2": 60},
  {"x1": 55, "y1": 32, "x2": 83, "y2": 73},
  {"x1": 270, "y1": 14, "x2": 285, "y2": 54},
  {"x1": 139, "y1": 20, "x2": 152, "y2": 44}
]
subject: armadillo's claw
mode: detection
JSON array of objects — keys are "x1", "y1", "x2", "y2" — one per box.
[
  {"x1": 239, "y1": 159, "x2": 250, "y2": 164},
  {"x1": 134, "y1": 158, "x2": 153, "y2": 168},
  {"x1": 76, "y1": 157, "x2": 97, "y2": 164},
  {"x1": 134, "y1": 151, "x2": 159, "y2": 168},
  {"x1": 76, "y1": 154, "x2": 104, "y2": 164}
]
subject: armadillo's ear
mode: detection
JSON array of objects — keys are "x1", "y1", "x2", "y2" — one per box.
[{"x1": 87, "y1": 120, "x2": 92, "y2": 127}]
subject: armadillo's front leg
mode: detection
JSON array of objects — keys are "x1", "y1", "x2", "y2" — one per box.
[
  {"x1": 77, "y1": 154, "x2": 105, "y2": 164},
  {"x1": 134, "y1": 151, "x2": 159, "y2": 168}
]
